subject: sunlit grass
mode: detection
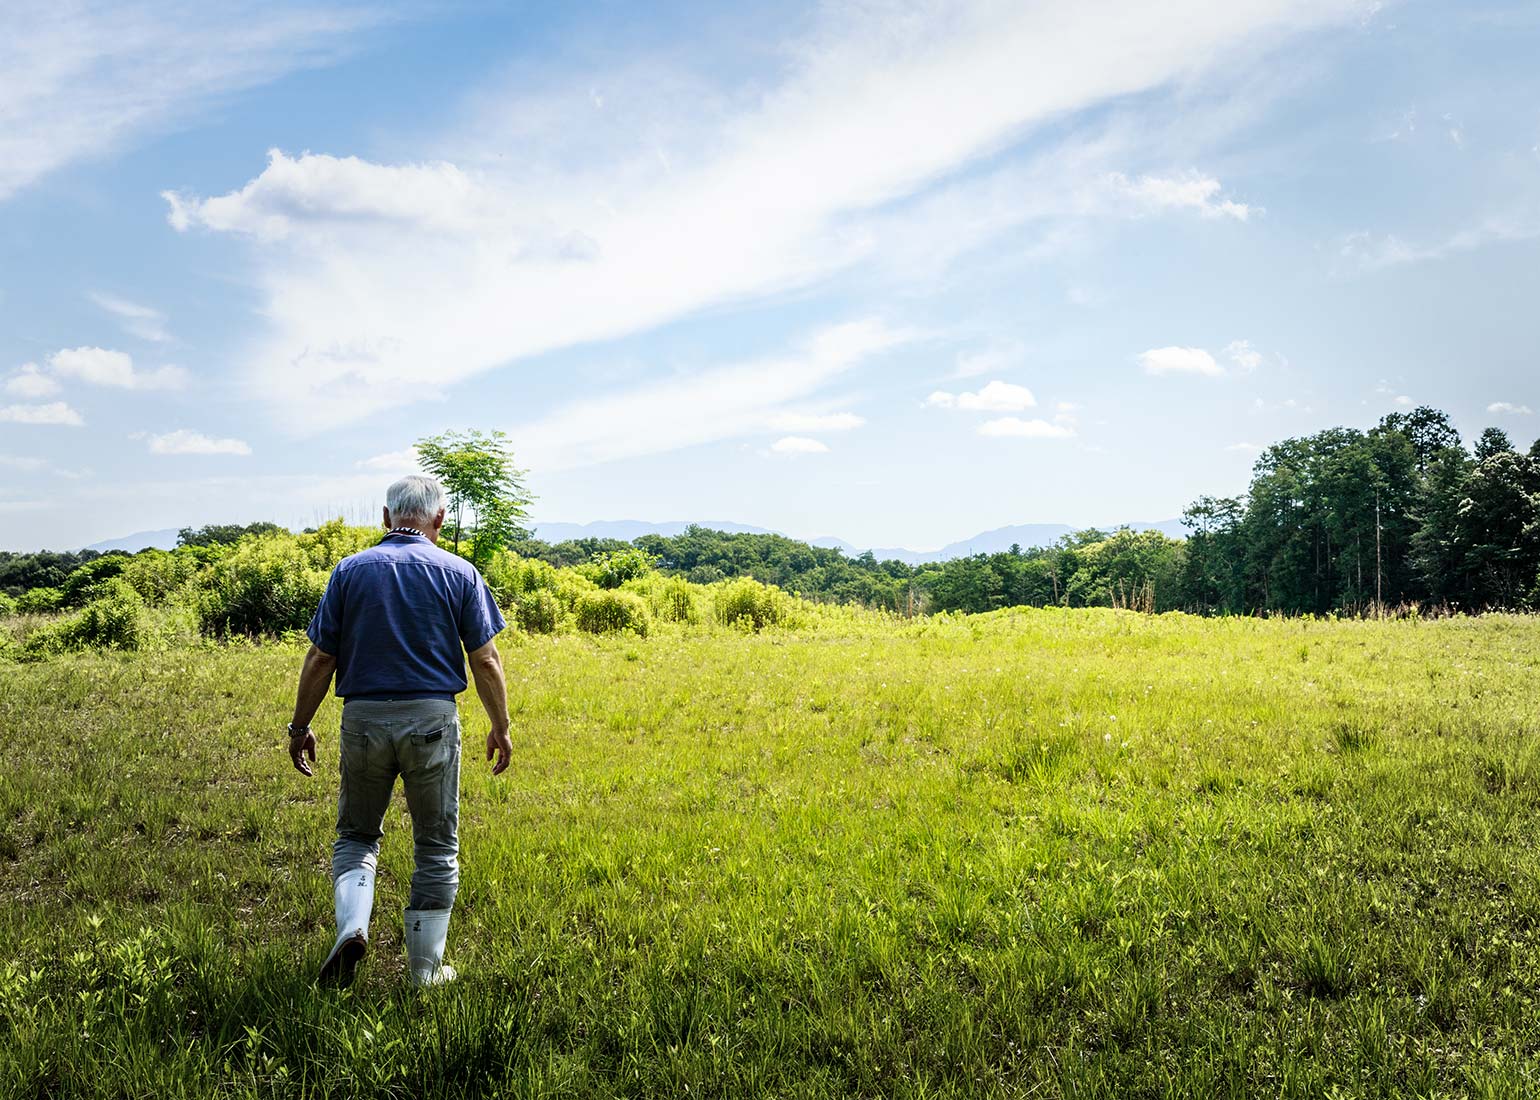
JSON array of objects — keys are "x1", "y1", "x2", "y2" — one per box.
[{"x1": 4, "y1": 608, "x2": 1540, "y2": 1097}]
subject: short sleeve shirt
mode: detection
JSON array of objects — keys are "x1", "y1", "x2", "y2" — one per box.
[{"x1": 306, "y1": 532, "x2": 506, "y2": 700}]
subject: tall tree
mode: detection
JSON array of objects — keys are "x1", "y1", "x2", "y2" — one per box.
[{"x1": 414, "y1": 430, "x2": 534, "y2": 569}]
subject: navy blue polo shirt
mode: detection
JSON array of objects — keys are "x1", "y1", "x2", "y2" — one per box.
[{"x1": 306, "y1": 532, "x2": 506, "y2": 700}]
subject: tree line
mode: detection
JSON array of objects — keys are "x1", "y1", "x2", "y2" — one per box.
[{"x1": 5, "y1": 406, "x2": 1535, "y2": 617}]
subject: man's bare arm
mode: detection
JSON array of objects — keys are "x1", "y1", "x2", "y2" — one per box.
[
  {"x1": 288, "y1": 645, "x2": 337, "y2": 777},
  {"x1": 467, "y1": 638, "x2": 512, "y2": 776}
]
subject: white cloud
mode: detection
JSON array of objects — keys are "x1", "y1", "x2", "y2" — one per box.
[
  {"x1": 0, "y1": 402, "x2": 84, "y2": 426},
  {"x1": 1487, "y1": 402, "x2": 1533, "y2": 415},
  {"x1": 3, "y1": 363, "x2": 60, "y2": 398},
  {"x1": 767, "y1": 412, "x2": 865, "y2": 432},
  {"x1": 145, "y1": 430, "x2": 252, "y2": 456},
  {"x1": 976, "y1": 417, "x2": 1075, "y2": 439},
  {"x1": 954, "y1": 343, "x2": 1025, "y2": 379},
  {"x1": 1224, "y1": 339, "x2": 1263, "y2": 372},
  {"x1": 1393, "y1": 395, "x2": 1413, "y2": 406},
  {"x1": 356, "y1": 447, "x2": 423, "y2": 471},
  {"x1": 1138, "y1": 346, "x2": 1223, "y2": 377},
  {"x1": 770, "y1": 436, "x2": 829, "y2": 455},
  {"x1": 927, "y1": 380, "x2": 1037, "y2": 411},
  {"x1": 163, "y1": 0, "x2": 1362, "y2": 429},
  {"x1": 48, "y1": 347, "x2": 187, "y2": 390},
  {"x1": 90, "y1": 293, "x2": 170, "y2": 342},
  {"x1": 1107, "y1": 171, "x2": 1254, "y2": 221},
  {"x1": 0, "y1": 2, "x2": 383, "y2": 201},
  {"x1": 511, "y1": 319, "x2": 913, "y2": 471},
  {"x1": 0, "y1": 454, "x2": 48, "y2": 472},
  {"x1": 1340, "y1": 213, "x2": 1540, "y2": 272},
  {"x1": 1226, "y1": 442, "x2": 1262, "y2": 452}
]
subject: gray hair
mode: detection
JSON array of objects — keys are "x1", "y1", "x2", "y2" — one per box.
[{"x1": 386, "y1": 475, "x2": 447, "y2": 524}]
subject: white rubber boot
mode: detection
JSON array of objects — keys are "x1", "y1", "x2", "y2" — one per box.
[
  {"x1": 404, "y1": 908, "x2": 457, "y2": 988},
  {"x1": 318, "y1": 866, "x2": 375, "y2": 988}
]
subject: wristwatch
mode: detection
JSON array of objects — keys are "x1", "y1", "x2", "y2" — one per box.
[{"x1": 288, "y1": 723, "x2": 311, "y2": 738}]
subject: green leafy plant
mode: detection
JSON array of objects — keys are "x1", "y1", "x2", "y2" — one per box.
[
  {"x1": 414, "y1": 430, "x2": 534, "y2": 569},
  {"x1": 574, "y1": 589, "x2": 650, "y2": 636}
]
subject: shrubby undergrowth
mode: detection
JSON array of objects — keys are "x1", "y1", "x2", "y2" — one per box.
[{"x1": 1, "y1": 520, "x2": 811, "y2": 660}]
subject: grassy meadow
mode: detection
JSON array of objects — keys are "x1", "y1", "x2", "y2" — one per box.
[{"x1": 4, "y1": 606, "x2": 1540, "y2": 1097}]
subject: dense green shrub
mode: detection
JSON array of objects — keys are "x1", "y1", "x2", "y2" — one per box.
[
  {"x1": 714, "y1": 577, "x2": 794, "y2": 631},
  {"x1": 637, "y1": 575, "x2": 701, "y2": 624},
  {"x1": 22, "y1": 580, "x2": 146, "y2": 657},
  {"x1": 15, "y1": 587, "x2": 63, "y2": 614},
  {"x1": 298, "y1": 519, "x2": 382, "y2": 572},
  {"x1": 574, "y1": 590, "x2": 650, "y2": 636},
  {"x1": 515, "y1": 589, "x2": 561, "y2": 634},
  {"x1": 119, "y1": 549, "x2": 201, "y2": 606},
  {"x1": 196, "y1": 536, "x2": 327, "y2": 638},
  {"x1": 587, "y1": 547, "x2": 656, "y2": 590},
  {"x1": 0, "y1": 592, "x2": 15, "y2": 617},
  {"x1": 60, "y1": 555, "x2": 129, "y2": 607}
]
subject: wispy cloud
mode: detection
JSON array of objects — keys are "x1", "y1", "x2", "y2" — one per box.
[
  {"x1": 1223, "y1": 339, "x2": 1263, "y2": 373},
  {"x1": 767, "y1": 412, "x2": 865, "y2": 432},
  {"x1": 163, "y1": 0, "x2": 1361, "y2": 429},
  {"x1": 90, "y1": 293, "x2": 171, "y2": 343},
  {"x1": 1339, "y1": 211, "x2": 1540, "y2": 271},
  {"x1": 1487, "y1": 401, "x2": 1532, "y2": 415},
  {"x1": 976, "y1": 417, "x2": 1075, "y2": 439},
  {"x1": 510, "y1": 319, "x2": 913, "y2": 472},
  {"x1": 0, "y1": 2, "x2": 385, "y2": 201},
  {"x1": 1138, "y1": 346, "x2": 1224, "y2": 377},
  {"x1": 144, "y1": 430, "x2": 251, "y2": 456},
  {"x1": 1107, "y1": 172, "x2": 1255, "y2": 221}
]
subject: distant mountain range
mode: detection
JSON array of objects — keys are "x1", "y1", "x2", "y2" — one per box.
[{"x1": 83, "y1": 518, "x2": 1186, "y2": 563}]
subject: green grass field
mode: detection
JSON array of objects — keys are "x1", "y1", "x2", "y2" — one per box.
[{"x1": 5, "y1": 607, "x2": 1540, "y2": 1097}]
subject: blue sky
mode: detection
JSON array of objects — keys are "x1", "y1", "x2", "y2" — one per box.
[{"x1": 2, "y1": 0, "x2": 1538, "y2": 552}]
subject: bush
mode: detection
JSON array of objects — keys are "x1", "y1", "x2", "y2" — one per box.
[
  {"x1": 195, "y1": 536, "x2": 328, "y2": 638},
  {"x1": 298, "y1": 519, "x2": 382, "y2": 572},
  {"x1": 60, "y1": 555, "x2": 129, "y2": 607},
  {"x1": 15, "y1": 586, "x2": 63, "y2": 614},
  {"x1": 515, "y1": 589, "x2": 561, "y2": 634},
  {"x1": 588, "y1": 548, "x2": 656, "y2": 590},
  {"x1": 22, "y1": 580, "x2": 146, "y2": 658},
  {"x1": 714, "y1": 577, "x2": 794, "y2": 631},
  {"x1": 0, "y1": 592, "x2": 15, "y2": 617},
  {"x1": 574, "y1": 590, "x2": 650, "y2": 636},
  {"x1": 119, "y1": 549, "x2": 201, "y2": 606},
  {"x1": 638, "y1": 575, "x2": 701, "y2": 624}
]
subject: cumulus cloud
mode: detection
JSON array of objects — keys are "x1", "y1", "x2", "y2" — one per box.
[
  {"x1": 1138, "y1": 346, "x2": 1223, "y2": 377},
  {"x1": 161, "y1": 0, "x2": 1361, "y2": 429},
  {"x1": 145, "y1": 430, "x2": 252, "y2": 456},
  {"x1": 976, "y1": 417, "x2": 1075, "y2": 439},
  {"x1": 90, "y1": 293, "x2": 171, "y2": 342},
  {"x1": 926, "y1": 380, "x2": 1037, "y2": 411},
  {"x1": 767, "y1": 411, "x2": 865, "y2": 433},
  {"x1": 0, "y1": 401, "x2": 84, "y2": 426},
  {"x1": 0, "y1": 2, "x2": 383, "y2": 202},
  {"x1": 48, "y1": 347, "x2": 187, "y2": 390},
  {"x1": 3, "y1": 363, "x2": 59, "y2": 398},
  {"x1": 1488, "y1": 401, "x2": 1533, "y2": 415},
  {"x1": 1107, "y1": 171, "x2": 1254, "y2": 220},
  {"x1": 770, "y1": 436, "x2": 829, "y2": 455}
]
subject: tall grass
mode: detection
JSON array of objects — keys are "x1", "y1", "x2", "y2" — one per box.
[{"x1": 3, "y1": 609, "x2": 1540, "y2": 1096}]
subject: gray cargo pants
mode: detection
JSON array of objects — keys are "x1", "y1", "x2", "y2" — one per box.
[{"x1": 333, "y1": 697, "x2": 462, "y2": 911}]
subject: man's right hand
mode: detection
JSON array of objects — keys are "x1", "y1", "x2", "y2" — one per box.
[
  {"x1": 486, "y1": 728, "x2": 512, "y2": 776},
  {"x1": 290, "y1": 729, "x2": 317, "y2": 776}
]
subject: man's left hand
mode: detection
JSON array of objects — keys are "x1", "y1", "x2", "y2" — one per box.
[{"x1": 290, "y1": 729, "x2": 317, "y2": 777}]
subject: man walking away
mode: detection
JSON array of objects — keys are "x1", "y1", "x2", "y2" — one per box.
[{"x1": 286, "y1": 475, "x2": 514, "y2": 988}]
